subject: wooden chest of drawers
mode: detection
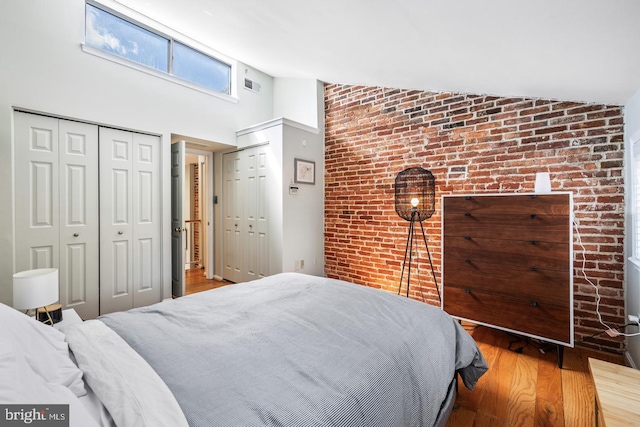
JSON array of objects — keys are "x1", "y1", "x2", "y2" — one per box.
[{"x1": 442, "y1": 193, "x2": 574, "y2": 348}]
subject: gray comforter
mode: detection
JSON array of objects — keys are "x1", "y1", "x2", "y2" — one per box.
[{"x1": 100, "y1": 273, "x2": 487, "y2": 427}]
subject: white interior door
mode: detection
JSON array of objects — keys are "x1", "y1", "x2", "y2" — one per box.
[
  {"x1": 171, "y1": 141, "x2": 185, "y2": 297},
  {"x1": 222, "y1": 151, "x2": 243, "y2": 282},
  {"x1": 132, "y1": 132, "x2": 161, "y2": 307},
  {"x1": 14, "y1": 112, "x2": 99, "y2": 319},
  {"x1": 99, "y1": 128, "x2": 134, "y2": 314},
  {"x1": 58, "y1": 120, "x2": 99, "y2": 319},
  {"x1": 243, "y1": 145, "x2": 269, "y2": 282},
  {"x1": 99, "y1": 128, "x2": 161, "y2": 313},
  {"x1": 14, "y1": 113, "x2": 60, "y2": 277},
  {"x1": 255, "y1": 145, "x2": 269, "y2": 280},
  {"x1": 244, "y1": 149, "x2": 257, "y2": 282}
]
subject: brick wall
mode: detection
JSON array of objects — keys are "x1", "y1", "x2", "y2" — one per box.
[{"x1": 324, "y1": 84, "x2": 625, "y2": 353}]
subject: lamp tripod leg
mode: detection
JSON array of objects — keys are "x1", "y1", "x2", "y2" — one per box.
[
  {"x1": 399, "y1": 225, "x2": 410, "y2": 295},
  {"x1": 398, "y1": 218, "x2": 416, "y2": 296},
  {"x1": 407, "y1": 217, "x2": 415, "y2": 298},
  {"x1": 399, "y1": 218, "x2": 418, "y2": 297},
  {"x1": 417, "y1": 220, "x2": 441, "y2": 304}
]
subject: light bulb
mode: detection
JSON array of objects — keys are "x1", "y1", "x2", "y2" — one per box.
[{"x1": 411, "y1": 198, "x2": 419, "y2": 208}]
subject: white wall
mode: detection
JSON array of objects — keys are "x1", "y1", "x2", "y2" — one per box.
[
  {"x1": 272, "y1": 80, "x2": 326, "y2": 275},
  {"x1": 0, "y1": 0, "x2": 275, "y2": 306},
  {"x1": 282, "y1": 122, "x2": 325, "y2": 276},
  {"x1": 625, "y1": 89, "x2": 640, "y2": 367},
  {"x1": 274, "y1": 78, "x2": 323, "y2": 129}
]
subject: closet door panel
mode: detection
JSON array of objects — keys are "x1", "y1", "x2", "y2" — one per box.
[
  {"x1": 100, "y1": 128, "x2": 133, "y2": 314},
  {"x1": 59, "y1": 120, "x2": 99, "y2": 319},
  {"x1": 132, "y1": 133, "x2": 161, "y2": 307},
  {"x1": 112, "y1": 240, "x2": 130, "y2": 295},
  {"x1": 14, "y1": 113, "x2": 59, "y2": 273},
  {"x1": 222, "y1": 154, "x2": 233, "y2": 280},
  {"x1": 31, "y1": 163, "x2": 55, "y2": 227},
  {"x1": 223, "y1": 145, "x2": 270, "y2": 283},
  {"x1": 231, "y1": 157, "x2": 243, "y2": 280},
  {"x1": 244, "y1": 148, "x2": 257, "y2": 282},
  {"x1": 64, "y1": 243, "x2": 86, "y2": 300},
  {"x1": 31, "y1": 246, "x2": 55, "y2": 268},
  {"x1": 222, "y1": 152, "x2": 243, "y2": 283},
  {"x1": 255, "y1": 146, "x2": 269, "y2": 279},
  {"x1": 112, "y1": 170, "x2": 130, "y2": 224}
]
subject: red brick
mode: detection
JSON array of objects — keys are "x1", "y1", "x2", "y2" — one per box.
[{"x1": 324, "y1": 83, "x2": 625, "y2": 353}]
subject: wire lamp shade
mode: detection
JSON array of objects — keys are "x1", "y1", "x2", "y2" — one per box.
[{"x1": 394, "y1": 167, "x2": 435, "y2": 221}]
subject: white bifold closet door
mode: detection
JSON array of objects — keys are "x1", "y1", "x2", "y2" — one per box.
[
  {"x1": 243, "y1": 145, "x2": 269, "y2": 282},
  {"x1": 14, "y1": 112, "x2": 99, "y2": 319},
  {"x1": 222, "y1": 151, "x2": 243, "y2": 283},
  {"x1": 99, "y1": 128, "x2": 161, "y2": 314},
  {"x1": 222, "y1": 145, "x2": 269, "y2": 283}
]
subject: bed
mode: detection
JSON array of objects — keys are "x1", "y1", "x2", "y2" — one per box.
[{"x1": 1, "y1": 272, "x2": 487, "y2": 427}]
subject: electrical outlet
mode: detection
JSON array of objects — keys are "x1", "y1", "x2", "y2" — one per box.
[
  {"x1": 629, "y1": 314, "x2": 640, "y2": 325},
  {"x1": 300, "y1": 260, "x2": 304, "y2": 269}
]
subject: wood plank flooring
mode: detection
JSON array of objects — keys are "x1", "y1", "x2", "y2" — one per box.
[
  {"x1": 446, "y1": 324, "x2": 623, "y2": 427},
  {"x1": 184, "y1": 268, "x2": 231, "y2": 295}
]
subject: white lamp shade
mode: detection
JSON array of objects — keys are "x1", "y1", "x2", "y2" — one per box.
[{"x1": 13, "y1": 268, "x2": 59, "y2": 310}]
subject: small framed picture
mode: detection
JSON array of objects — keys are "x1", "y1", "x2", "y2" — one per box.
[{"x1": 294, "y1": 158, "x2": 315, "y2": 185}]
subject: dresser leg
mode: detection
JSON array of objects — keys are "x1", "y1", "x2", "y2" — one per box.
[{"x1": 557, "y1": 345, "x2": 564, "y2": 369}]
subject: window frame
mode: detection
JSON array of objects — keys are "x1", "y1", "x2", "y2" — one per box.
[
  {"x1": 84, "y1": 0, "x2": 236, "y2": 101},
  {"x1": 630, "y1": 129, "x2": 640, "y2": 266},
  {"x1": 172, "y1": 41, "x2": 233, "y2": 95}
]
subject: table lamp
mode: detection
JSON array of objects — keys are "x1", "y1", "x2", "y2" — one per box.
[{"x1": 13, "y1": 268, "x2": 61, "y2": 325}]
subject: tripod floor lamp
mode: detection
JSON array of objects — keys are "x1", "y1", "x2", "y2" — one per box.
[{"x1": 394, "y1": 167, "x2": 440, "y2": 303}]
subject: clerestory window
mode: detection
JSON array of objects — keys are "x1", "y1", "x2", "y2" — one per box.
[{"x1": 85, "y1": 2, "x2": 232, "y2": 96}]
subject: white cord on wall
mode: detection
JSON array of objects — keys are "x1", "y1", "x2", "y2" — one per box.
[{"x1": 574, "y1": 219, "x2": 640, "y2": 337}]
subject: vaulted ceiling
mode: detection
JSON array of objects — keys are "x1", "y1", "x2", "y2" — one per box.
[{"x1": 115, "y1": 0, "x2": 640, "y2": 105}]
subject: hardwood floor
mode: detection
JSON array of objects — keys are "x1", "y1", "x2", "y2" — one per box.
[
  {"x1": 184, "y1": 268, "x2": 232, "y2": 295},
  {"x1": 446, "y1": 323, "x2": 623, "y2": 427}
]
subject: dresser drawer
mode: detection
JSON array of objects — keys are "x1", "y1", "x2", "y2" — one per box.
[
  {"x1": 443, "y1": 212, "x2": 570, "y2": 243},
  {"x1": 443, "y1": 236, "x2": 569, "y2": 271},
  {"x1": 443, "y1": 287, "x2": 571, "y2": 343},
  {"x1": 443, "y1": 194, "x2": 571, "y2": 216},
  {"x1": 443, "y1": 257, "x2": 570, "y2": 307}
]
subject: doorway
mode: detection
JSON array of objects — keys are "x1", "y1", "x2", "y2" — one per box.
[
  {"x1": 171, "y1": 141, "x2": 216, "y2": 298},
  {"x1": 184, "y1": 152, "x2": 207, "y2": 286}
]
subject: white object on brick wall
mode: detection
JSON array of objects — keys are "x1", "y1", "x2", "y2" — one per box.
[{"x1": 535, "y1": 172, "x2": 552, "y2": 193}]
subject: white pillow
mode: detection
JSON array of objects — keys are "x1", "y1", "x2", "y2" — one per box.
[
  {"x1": 65, "y1": 320, "x2": 189, "y2": 427},
  {"x1": 0, "y1": 337, "x2": 99, "y2": 427},
  {"x1": 0, "y1": 302, "x2": 86, "y2": 397}
]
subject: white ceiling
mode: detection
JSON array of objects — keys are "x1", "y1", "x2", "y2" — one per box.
[{"x1": 115, "y1": 0, "x2": 640, "y2": 106}]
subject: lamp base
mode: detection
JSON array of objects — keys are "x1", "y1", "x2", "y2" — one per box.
[{"x1": 36, "y1": 303, "x2": 63, "y2": 325}]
